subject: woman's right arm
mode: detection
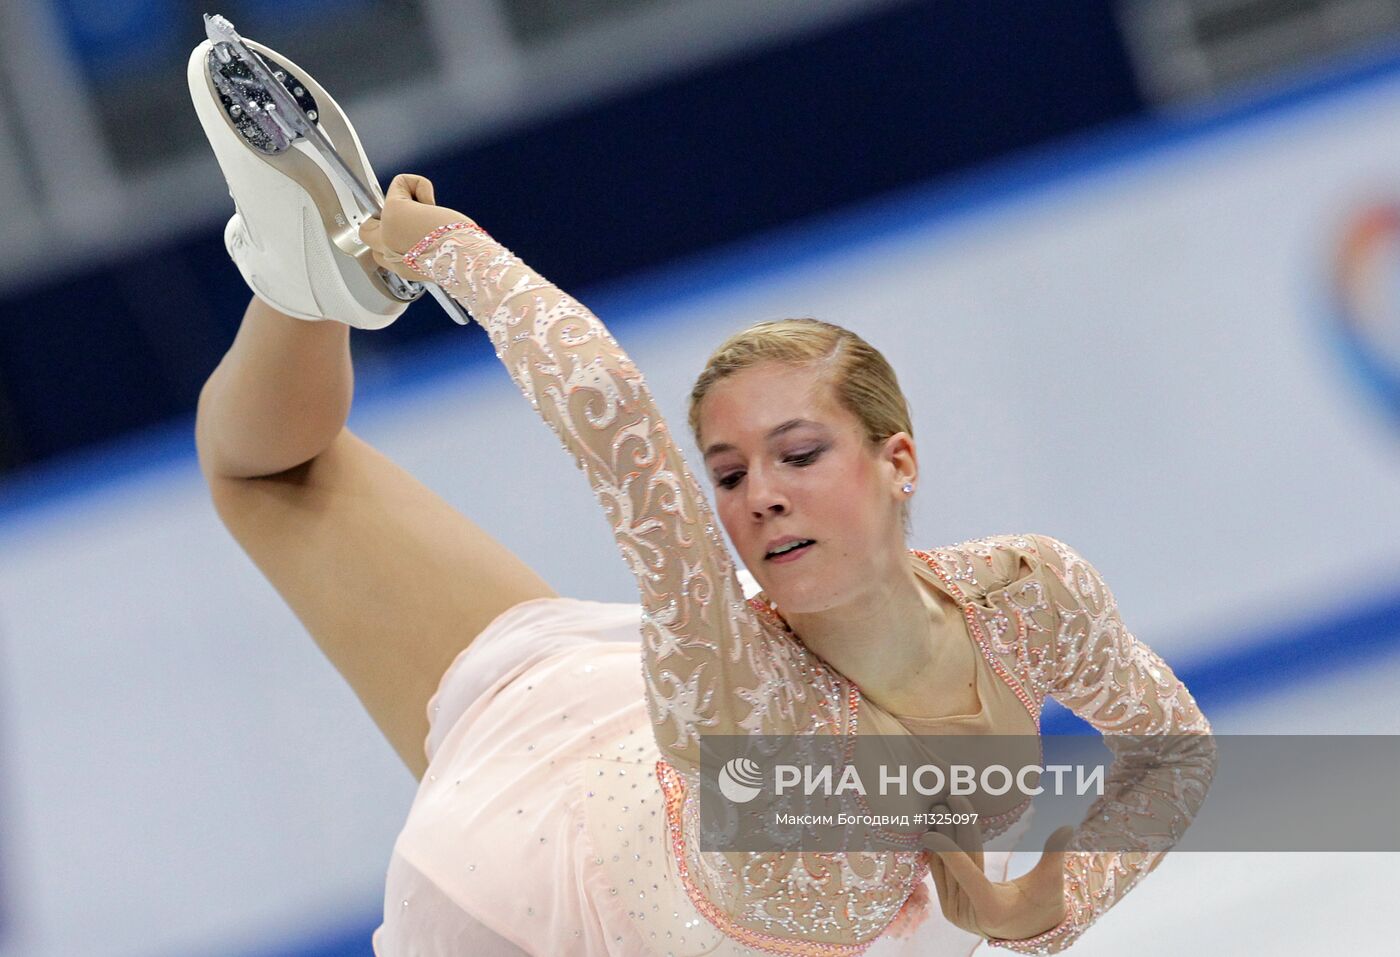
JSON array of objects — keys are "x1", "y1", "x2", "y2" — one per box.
[{"x1": 196, "y1": 295, "x2": 557, "y2": 781}]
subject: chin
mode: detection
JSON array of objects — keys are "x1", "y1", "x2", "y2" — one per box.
[
  {"x1": 760, "y1": 577, "x2": 823, "y2": 613},
  {"x1": 784, "y1": 593, "x2": 840, "y2": 615}
]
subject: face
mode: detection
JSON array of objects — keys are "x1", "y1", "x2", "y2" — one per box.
[{"x1": 696, "y1": 361, "x2": 915, "y2": 614}]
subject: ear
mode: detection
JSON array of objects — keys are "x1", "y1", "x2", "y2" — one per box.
[{"x1": 880, "y1": 431, "x2": 918, "y2": 489}]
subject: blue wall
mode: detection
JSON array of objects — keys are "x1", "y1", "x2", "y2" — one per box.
[{"x1": 0, "y1": 0, "x2": 1139, "y2": 473}]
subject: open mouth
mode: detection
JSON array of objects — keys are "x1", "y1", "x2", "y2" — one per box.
[{"x1": 765, "y1": 539, "x2": 816, "y2": 561}]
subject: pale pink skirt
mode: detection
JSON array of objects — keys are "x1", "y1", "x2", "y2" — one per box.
[{"x1": 372, "y1": 596, "x2": 1022, "y2": 956}]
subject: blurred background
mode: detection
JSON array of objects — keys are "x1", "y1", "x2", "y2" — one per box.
[{"x1": 1, "y1": 0, "x2": 1399, "y2": 954}]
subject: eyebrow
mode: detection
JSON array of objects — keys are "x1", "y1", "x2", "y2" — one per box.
[{"x1": 702, "y1": 418, "x2": 827, "y2": 461}]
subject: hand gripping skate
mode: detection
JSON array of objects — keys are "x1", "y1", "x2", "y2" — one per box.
[{"x1": 190, "y1": 14, "x2": 471, "y2": 327}]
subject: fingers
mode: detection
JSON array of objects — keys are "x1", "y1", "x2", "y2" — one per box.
[
  {"x1": 358, "y1": 216, "x2": 381, "y2": 248},
  {"x1": 928, "y1": 799, "x2": 983, "y2": 873},
  {"x1": 947, "y1": 795, "x2": 985, "y2": 870},
  {"x1": 1044, "y1": 825, "x2": 1074, "y2": 856},
  {"x1": 355, "y1": 216, "x2": 424, "y2": 280},
  {"x1": 1028, "y1": 825, "x2": 1074, "y2": 889},
  {"x1": 921, "y1": 832, "x2": 985, "y2": 889},
  {"x1": 924, "y1": 853, "x2": 963, "y2": 931},
  {"x1": 924, "y1": 834, "x2": 986, "y2": 933},
  {"x1": 386, "y1": 172, "x2": 436, "y2": 205},
  {"x1": 357, "y1": 217, "x2": 392, "y2": 267},
  {"x1": 931, "y1": 806, "x2": 960, "y2": 857},
  {"x1": 925, "y1": 851, "x2": 949, "y2": 905},
  {"x1": 386, "y1": 173, "x2": 414, "y2": 202}
]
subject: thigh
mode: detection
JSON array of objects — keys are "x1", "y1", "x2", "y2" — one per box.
[{"x1": 207, "y1": 427, "x2": 557, "y2": 779}]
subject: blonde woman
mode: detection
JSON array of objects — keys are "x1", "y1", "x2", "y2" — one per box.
[{"x1": 192, "y1": 36, "x2": 1211, "y2": 956}]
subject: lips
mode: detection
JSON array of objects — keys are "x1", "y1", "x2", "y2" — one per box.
[{"x1": 765, "y1": 538, "x2": 816, "y2": 560}]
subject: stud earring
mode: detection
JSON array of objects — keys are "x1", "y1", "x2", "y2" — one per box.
[{"x1": 902, "y1": 483, "x2": 914, "y2": 494}]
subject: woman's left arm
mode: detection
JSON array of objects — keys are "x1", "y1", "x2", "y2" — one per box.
[
  {"x1": 360, "y1": 177, "x2": 842, "y2": 780},
  {"x1": 984, "y1": 533, "x2": 1217, "y2": 954}
]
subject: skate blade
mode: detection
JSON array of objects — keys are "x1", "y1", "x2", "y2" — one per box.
[
  {"x1": 205, "y1": 36, "x2": 319, "y2": 157},
  {"x1": 201, "y1": 14, "x2": 424, "y2": 305}
]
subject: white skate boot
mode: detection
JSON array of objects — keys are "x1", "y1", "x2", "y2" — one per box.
[{"x1": 188, "y1": 17, "x2": 422, "y2": 329}]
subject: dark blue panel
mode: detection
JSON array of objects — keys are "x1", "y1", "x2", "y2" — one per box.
[
  {"x1": 51, "y1": 0, "x2": 182, "y2": 79},
  {"x1": 0, "y1": 0, "x2": 1140, "y2": 473},
  {"x1": 235, "y1": 0, "x2": 378, "y2": 22}
]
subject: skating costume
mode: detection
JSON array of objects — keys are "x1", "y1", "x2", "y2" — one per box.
[{"x1": 371, "y1": 225, "x2": 1214, "y2": 956}]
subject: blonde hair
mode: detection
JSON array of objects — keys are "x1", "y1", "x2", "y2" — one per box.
[{"x1": 687, "y1": 318, "x2": 915, "y2": 536}]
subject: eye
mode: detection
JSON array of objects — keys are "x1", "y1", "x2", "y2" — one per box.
[
  {"x1": 714, "y1": 446, "x2": 825, "y2": 490},
  {"x1": 784, "y1": 444, "x2": 823, "y2": 467}
]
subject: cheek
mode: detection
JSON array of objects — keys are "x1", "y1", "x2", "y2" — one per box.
[
  {"x1": 714, "y1": 494, "x2": 746, "y2": 540},
  {"x1": 816, "y1": 462, "x2": 888, "y2": 531},
  {"x1": 808, "y1": 456, "x2": 877, "y2": 503}
]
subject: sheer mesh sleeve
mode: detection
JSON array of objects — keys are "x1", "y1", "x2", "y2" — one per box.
[
  {"x1": 403, "y1": 225, "x2": 847, "y2": 773},
  {"x1": 986, "y1": 534, "x2": 1216, "y2": 954}
]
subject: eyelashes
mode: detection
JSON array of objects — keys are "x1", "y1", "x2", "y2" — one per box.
[{"x1": 715, "y1": 445, "x2": 826, "y2": 490}]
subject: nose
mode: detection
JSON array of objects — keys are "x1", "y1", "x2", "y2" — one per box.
[{"x1": 745, "y1": 466, "x2": 789, "y2": 519}]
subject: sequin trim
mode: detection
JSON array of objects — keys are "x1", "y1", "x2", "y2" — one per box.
[
  {"x1": 984, "y1": 905, "x2": 1078, "y2": 954},
  {"x1": 411, "y1": 212, "x2": 1212, "y2": 954},
  {"x1": 752, "y1": 555, "x2": 1040, "y2": 845},
  {"x1": 746, "y1": 595, "x2": 922, "y2": 848},
  {"x1": 657, "y1": 759, "x2": 904, "y2": 957},
  {"x1": 401, "y1": 221, "x2": 487, "y2": 275},
  {"x1": 911, "y1": 549, "x2": 1041, "y2": 724}
]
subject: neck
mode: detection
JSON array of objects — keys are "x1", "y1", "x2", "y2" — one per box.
[{"x1": 780, "y1": 551, "x2": 951, "y2": 712}]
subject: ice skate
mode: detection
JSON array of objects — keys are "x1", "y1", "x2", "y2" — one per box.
[{"x1": 189, "y1": 14, "x2": 427, "y2": 329}]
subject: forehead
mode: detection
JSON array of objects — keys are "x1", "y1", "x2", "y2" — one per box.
[{"x1": 698, "y1": 362, "x2": 853, "y2": 439}]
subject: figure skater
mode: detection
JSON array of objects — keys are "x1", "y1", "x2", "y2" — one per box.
[{"x1": 189, "y1": 33, "x2": 1213, "y2": 957}]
